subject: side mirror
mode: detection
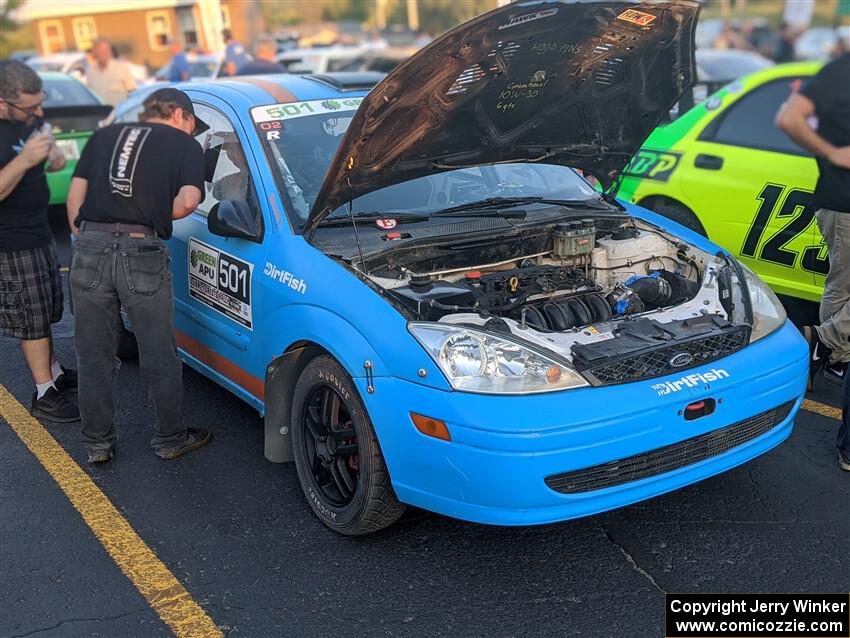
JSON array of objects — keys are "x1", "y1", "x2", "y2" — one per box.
[{"x1": 208, "y1": 199, "x2": 263, "y2": 243}]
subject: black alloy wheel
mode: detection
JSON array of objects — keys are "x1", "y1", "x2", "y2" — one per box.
[
  {"x1": 291, "y1": 355, "x2": 405, "y2": 535},
  {"x1": 303, "y1": 385, "x2": 360, "y2": 506}
]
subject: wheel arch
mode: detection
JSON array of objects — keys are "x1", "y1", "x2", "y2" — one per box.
[
  {"x1": 637, "y1": 194, "x2": 707, "y2": 236},
  {"x1": 261, "y1": 305, "x2": 391, "y2": 463}
]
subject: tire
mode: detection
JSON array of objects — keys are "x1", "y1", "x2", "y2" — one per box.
[
  {"x1": 291, "y1": 355, "x2": 405, "y2": 535},
  {"x1": 641, "y1": 197, "x2": 707, "y2": 237}
]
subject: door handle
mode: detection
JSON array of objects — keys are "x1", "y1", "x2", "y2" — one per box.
[{"x1": 694, "y1": 154, "x2": 724, "y2": 170}]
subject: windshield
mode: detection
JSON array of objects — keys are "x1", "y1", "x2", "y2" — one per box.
[
  {"x1": 43, "y1": 78, "x2": 100, "y2": 107},
  {"x1": 253, "y1": 98, "x2": 598, "y2": 229}
]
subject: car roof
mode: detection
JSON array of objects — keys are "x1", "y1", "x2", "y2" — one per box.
[
  {"x1": 178, "y1": 72, "x2": 383, "y2": 108},
  {"x1": 37, "y1": 71, "x2": 84, "y2": 82},
  {"x1": 29, "y1": 52, "x2": 83, "y2": 64},
  {"x1": 736, "y1": 60, "x2": 823, "y2": 86}
]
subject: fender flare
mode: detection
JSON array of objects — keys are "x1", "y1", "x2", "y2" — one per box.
[{"x1": 261, "y1": 305, "x2": 387, "y2": 463}]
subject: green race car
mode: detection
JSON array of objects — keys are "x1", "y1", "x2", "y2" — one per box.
[
  {"x1": 617, "y1": 61, "x2": 825, "y2": 302},
  {"x1": 40, "y1": 72, "x2": 112, "y2": 205}
]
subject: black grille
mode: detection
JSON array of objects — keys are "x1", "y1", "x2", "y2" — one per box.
[
  {"x1": 583, "y1": 328, "x2": 749, "y2": 386},
  {"x1": 544, "y1": 401, "x2": 795, "y2": 494}
]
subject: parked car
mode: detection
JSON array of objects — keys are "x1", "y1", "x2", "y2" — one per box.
[
  {"x1": 28, "y1": 52, "x2": 148, "y2": 86},
  {"x1": 275, "y1": 46, "x2": 365, "y2": 74},
  {"x1": 109, "y1": 1, "x2": 806, "y2": 534},
  {"x1": 328, "y1": 47, "x2": 415, "y2": 74},
  {"x1": 40, "y1": 72, "x2": 112, "y2": 205},
  {"x1": 794, "y1": 27, "x2": 840, "y2": 61},
  {"x1": 618, "y1": 62, "x2": 823, "y2": 303},
  {"x1": 673, "y1": 48, "x2": 775, "y2": 114}
]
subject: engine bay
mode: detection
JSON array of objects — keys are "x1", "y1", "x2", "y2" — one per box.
[{"x1": 363, "y1": 216, "x2": 751, "y2": 375}]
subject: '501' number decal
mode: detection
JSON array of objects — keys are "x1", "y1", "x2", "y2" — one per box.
[{"x1": 741, "y1": 183, "x2": 827, "y2": 276}]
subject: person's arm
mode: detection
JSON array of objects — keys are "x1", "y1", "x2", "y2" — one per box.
[
  {"x1": 66, "y1": 176, "x2": 88, "y2": 235},
  {"x1": 0, "y1": 133, "x2": 51, "y2": 200},
  {"x1": 776, "y1": 94, "x2": 850, "y2": 168},
  {"x1": 172, "y1": 185, "x2": 202, "y2": 219}
]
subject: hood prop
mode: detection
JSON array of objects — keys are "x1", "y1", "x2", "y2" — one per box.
[{"x1": 345, "y1": 169, "x2": 368, "y2": 275}]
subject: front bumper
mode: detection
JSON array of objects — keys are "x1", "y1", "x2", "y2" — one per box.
[{"x1": 360, "y1": 321, "x2": 807, "y2": 525}]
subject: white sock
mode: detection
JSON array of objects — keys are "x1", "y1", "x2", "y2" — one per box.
[
  {"x1": 36, "y1": 381, "x2": 56, "y2": 399},
  {"x1": 51, "y1": 361, "x2": 63, "y2": 381}
]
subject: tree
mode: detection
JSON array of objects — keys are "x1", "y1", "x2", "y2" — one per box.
[
  {"x1": 0, "y1": 0, "x2": 34, "y2": 58},
  {"x1": 0, "y1": 0, "x2": 25, "y2": 55}
]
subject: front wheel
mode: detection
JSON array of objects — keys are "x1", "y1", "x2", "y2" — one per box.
[{"x1": 291, "y1": 355, "x2": 405, "y2": 535}]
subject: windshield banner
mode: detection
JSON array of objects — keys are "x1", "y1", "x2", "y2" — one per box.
[{"x1": 251, "y1": 98, "x2": 364, "y2": 123}]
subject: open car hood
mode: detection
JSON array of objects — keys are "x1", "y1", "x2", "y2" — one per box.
[{"x1": 305, "y1": 0, "x2": 700, "y2": 232}]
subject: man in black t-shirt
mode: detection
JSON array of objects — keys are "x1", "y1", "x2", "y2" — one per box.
[
  {"x1": 0, "y1": 60, "x2": 80, "y2": 423},
  {"x1": 66, "y1": 87, "x2": 210, "y2": 463},
  {"x1": 777, "y1": 51, "x2": 850, "y2": 471}
]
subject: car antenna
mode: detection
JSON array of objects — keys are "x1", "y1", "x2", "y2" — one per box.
[{"x1": 345, "y1": 174, "x2": 368, "y2": 274}]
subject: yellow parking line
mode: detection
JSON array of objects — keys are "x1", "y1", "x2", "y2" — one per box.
[
  {"x1": 802, "y1": 398, "x2": 843, "y2": 421},
  {"x1": 0, "y1": 385, "x2": 222, "y2": 638}
]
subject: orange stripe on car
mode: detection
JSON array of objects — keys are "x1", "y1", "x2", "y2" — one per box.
[
  {"x1": 175, "y1": 330, "x2": 265, "y2": 400},
  {"x1": 224, "y1": 78, "x2": 298, "y2": 103}
]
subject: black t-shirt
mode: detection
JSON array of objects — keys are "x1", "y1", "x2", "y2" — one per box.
[
  {"x1": 73, "y1": 122, "x2": 204, "y2": 239},
  {"x1": 0, "y1": 119, "x2": 51, "y2": 252},
  {"x1": 234, "y1": 59, "x2": 287, "y2": 76},
  {"x1": 801, "y1": 53, "x2": 850, "y2": 213}
]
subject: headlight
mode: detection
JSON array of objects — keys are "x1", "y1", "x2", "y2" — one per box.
[
  {"x1": 739, "y1": 262, "x2": 786, "y2": 341},
  {"x1": 409, "y1": 323, "x2": 589, "y2": 394}
]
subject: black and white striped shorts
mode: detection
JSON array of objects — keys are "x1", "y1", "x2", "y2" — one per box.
[{"x1": 0, "y1": 241, "x2": 63, "y2": 340}]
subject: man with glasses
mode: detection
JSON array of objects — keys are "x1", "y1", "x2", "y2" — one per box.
[
  {"x1": 65, "y1": 88, "x2": 210, "y2": 463},
  {"x1": 0, "y1": 60, "x2": 79, "y2": 422}
]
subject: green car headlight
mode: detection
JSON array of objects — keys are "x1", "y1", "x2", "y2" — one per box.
[{"x1": 408, "y1": 323, "x2": 589, "y2": 394}]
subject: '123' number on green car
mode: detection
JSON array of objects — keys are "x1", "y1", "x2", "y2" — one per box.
[{"x1": 741, "y1": 183, "x2": 828, "y2": 276}]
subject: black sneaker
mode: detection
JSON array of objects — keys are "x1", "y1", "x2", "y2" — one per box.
[
  {"x1": 30, "y1": 387, "x2": 80, "y2": 423},
  {"x1": 154, "y1": 427, "x2": 211, "y2": 460},
  {"x1": 839, "y1": 450, "x2": 850, "y2": 472},
  {"x1": 803, "y1": 326, "x2": 831, "y2": 390},
  {"x1": 87, "y1": 447, "x2": 114, "y2": 464},
  {"x1": 823, "y1": 361, "x2": 847, "y2": 385},
  {"x1": 54, "y1": 367, "x2": 78, "y2": 391}
]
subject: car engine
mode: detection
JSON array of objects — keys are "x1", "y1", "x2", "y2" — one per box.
[{"x1": 364, "y1": 217, "x2": 752, "y2": 380}]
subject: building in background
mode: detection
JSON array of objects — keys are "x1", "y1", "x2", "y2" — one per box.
[{"x1": 19, "y1": 0, "x2": 264, "y2": 69}]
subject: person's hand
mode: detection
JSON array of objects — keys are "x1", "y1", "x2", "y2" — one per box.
[
  {"x1": 827, "y1": 145, "x2": 850, "y2": 170},
  {"x1": 46, "y1": 144, "x2": 66, "y2": 172},
  {"x1": 19, "y1": 133, "x2": 51, "y2": 168}
]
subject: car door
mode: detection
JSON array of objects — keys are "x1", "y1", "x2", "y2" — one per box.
[
  {"x1": 680, "y1": 76, "x2": 822, "y2": 301},
  {"x1": 168, "y1": 99, "x2": 269, "y2": 410}
]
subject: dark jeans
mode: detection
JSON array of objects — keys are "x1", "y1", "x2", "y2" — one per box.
[
  {"x1": 70, "y1": 230, "x2": 184, "y2": 454},
  {"x1": 840, "y1": 373, "x2": 850, "y2": 456}
]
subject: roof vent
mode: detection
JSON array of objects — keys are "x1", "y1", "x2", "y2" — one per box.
[{"x1": 305, "y1": 72, "x2": 385, "y2": 91}]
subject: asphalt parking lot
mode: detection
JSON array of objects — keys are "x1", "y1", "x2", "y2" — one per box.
[{"x1": 1, "y1": 228, "x2": 848, "y2": 638}]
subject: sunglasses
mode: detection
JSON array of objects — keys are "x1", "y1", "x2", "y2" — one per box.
[{"x1": 3, "y1": 92, "x2": 46, "y2": 117}]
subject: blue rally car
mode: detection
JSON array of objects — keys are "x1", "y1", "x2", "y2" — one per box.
[{"x1": 119, "y1": 0, "x2": 807, "y2": 534}]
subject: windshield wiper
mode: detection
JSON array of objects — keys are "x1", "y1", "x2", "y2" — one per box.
[
  {"x1": 431, "y1": 196, "x2": 611, "y2": 218},
  {"x1": 317, "y1": 211, "x2": 431, "y2": 227}
]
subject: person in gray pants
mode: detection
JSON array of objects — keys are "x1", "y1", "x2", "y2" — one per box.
[
  {"x1": 66, "y1": 88, "x2": 211, "y2": 463},
  {"x1": 777, "y1": 49, "x2": 850, "y2": 470}
]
